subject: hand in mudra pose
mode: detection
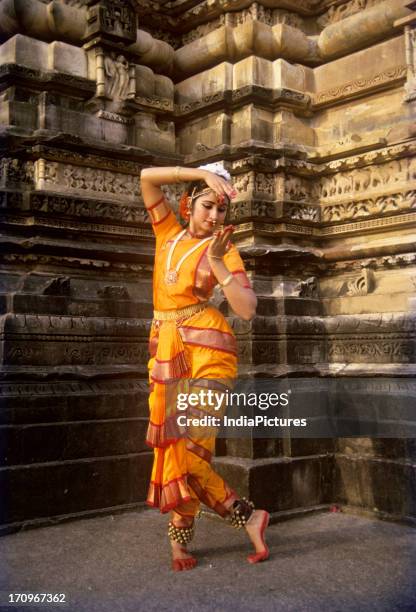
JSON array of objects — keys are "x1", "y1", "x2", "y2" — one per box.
[{"x1": 207, "y1": 225, "x2": 234, "y2": 260}]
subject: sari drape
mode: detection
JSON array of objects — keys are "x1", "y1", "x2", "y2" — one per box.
[{"x1": 145, "y1": 196, "x2": 251, "y2": 513}]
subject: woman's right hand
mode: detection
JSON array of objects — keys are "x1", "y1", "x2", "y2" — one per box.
[{"x1": 202, "y1": 171, "x2": 237, "y2": 200}]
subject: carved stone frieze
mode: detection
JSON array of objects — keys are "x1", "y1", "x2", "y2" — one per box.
[
  {"x1": 229, "y1": 200, "x2": 276, "y2": 219},
  {"x1": 326, "y1": 253, "x2": 416, "y2": 274},
  {"x1": 1, "y1": 253, "x2": 153, "y2": 273},
  {"x1": 34, "y1": 160, "x2": 140, "y2": 201},
  {"x1": 284, "y1": 175, "x2": 310, "y2": 202},
  {"x1": 181, "y1": 7, "x2": 306, "y2": 45},
  {"x1": 30, "y1": 147, "x2": 142, "y2": 174},
  {"x1": 1, "y1": 313, "x2": 150, "y2": 335},
  {"x1": 0, "y1": 379, "x2": 148, "y2": 399},
  {"x1": 0, "y1": 192, "x2": 148, "y2": 224},
  {"x1": 4, "y1": 342, "x2": 149, "y2": 366},
  {"x1": 317, "y1": 0, "x2": 381, "y2": 27},
  {"x1": 327, "y1": 338, "x2": 415, "y2": 363},
  {"x1": 0, "y1": 214, "x2": 151, "y2": 237},
  {"x1": 313, "y1": 66, "x2": 407, "y2": 106},
  {"x1": 286, "y1": 203, "x2": 319, "y2": 222},
  {"x1": 320, "y1": 211, "x2": 416, "y2": 235},
  {"x1": 0, "y1": 158, "x2": 35, "y2": 187},
  {"x1": 322, "y1": 191, "x2": 416, "y2": 223}
]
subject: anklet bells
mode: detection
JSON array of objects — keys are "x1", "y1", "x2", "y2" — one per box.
[
  {"x1": 168, "y1": 521, "x2": 195, "y2": 544},
  {"x1": 229, "y1": 497, "x2": 255, "y2": 529}
]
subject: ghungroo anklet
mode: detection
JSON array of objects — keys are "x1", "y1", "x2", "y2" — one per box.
[
  {"x1": 168, "y1": 521, "x2": 195, "y2": 544},
  {"x1": 229, "y1": 497, "x2": 255, "y2": 529}
]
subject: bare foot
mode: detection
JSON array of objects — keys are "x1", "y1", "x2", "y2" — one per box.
[
  {"x1": 244, "y1": 509, "x2": 270, "y2": 563},
  {"x1": 170, "y1": 540, "x2": 197, "y2": 571}
]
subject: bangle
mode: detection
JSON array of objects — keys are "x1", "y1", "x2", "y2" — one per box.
[
  {"x1": 219, "y1": 273, "x2": 234, "y2": 288},
  {"x1": 208, "y1": 255, "x2": 223, "y2": 260},
  {"x1": 174, "y1": 166, "x2": 181, "y2": 183}
]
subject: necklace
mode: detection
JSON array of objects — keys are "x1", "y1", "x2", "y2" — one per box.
[
  {"x1": 186, "y1": 227, "x2": 212, "y2": 239},
  {"x1": 165, "y1": 229, "x2": 212, "y2": 285}
]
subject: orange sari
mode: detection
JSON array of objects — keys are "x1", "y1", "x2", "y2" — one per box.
[{"x1": 145, "y1": 195, "x2": 251, "y2": 517}]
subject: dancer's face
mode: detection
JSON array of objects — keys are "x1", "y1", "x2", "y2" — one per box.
[{"x1": 190, "y1": 190, "x2": 228, "y2": 236}]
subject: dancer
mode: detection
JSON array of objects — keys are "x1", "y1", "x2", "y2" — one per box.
[{"x1": 141, "y1": 163, "x2": 269, "y2": 571}]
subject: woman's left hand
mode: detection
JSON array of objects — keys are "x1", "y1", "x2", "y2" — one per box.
[{"x1": 207, "y1": 225, "x2": 234, "y2": 260}]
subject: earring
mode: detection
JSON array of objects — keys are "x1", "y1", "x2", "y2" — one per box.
[{"x1": 185, "y1": 197, "x2": 192, "y2": 220}]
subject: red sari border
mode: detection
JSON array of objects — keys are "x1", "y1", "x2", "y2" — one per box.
[{"x1": 146, "y1": 475, "x2": 191, "y2": 513}]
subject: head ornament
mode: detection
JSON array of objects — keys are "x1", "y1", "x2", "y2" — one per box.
[{"x1": 179, "y1": 162, "x2": 231, "y2": 221}]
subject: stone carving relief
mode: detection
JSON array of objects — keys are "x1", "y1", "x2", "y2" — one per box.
[
  {"x1": 86, "y1": 0, "x2": 136, "y2": 41},
  {"x1": 97, "y1": 285, "x2": 131, "y2": 299},
  {"x1": 173, "y1": 0, "x2": 316, "y2": 29},
  {"x1": 293, "y1": 276, "x2": 319, "y2": 298},
  {"x1": 182, "y1": 17, "x2": 225, "y2": 45},
  {"x1": 285, "y1": 175, "x2": 309, "y2": 201},
  {"x1": 0, "y1": 379, "x2": 148, "y2": 399},
  {"x1": 181, "y1": 5, "x2": 304, "y2": 44},
  {"x1": 104, "y1": 53, "x2": 130, "y2": 100},
  {"x1": 327, "y1": 339, "x2": 414, "y2": 362},
  {"x1": 319, "y1": 159, "x2": 410, "y2": 201},
  {"x1": 318, "y1": 0, "x2": 380, "y2": 27},
  {"x1": 36, "y1": 161, "x2": 140, "y2": 201},
  {"x1": 251, "y1": 201, "x2": 276, "y2": 217},
  {"x1": 345, "y1": 269, "x2": 375, "y2": 296},
  {"x1": 287, "y1": 204, "x2": 319, "y2": 221},
  {"x1": 0, "y1": 158, "x2": 34, "y2": 187},
  {"x1": 319, "y1": 158, "x2": 416, "y2": 222},
  {"x1": 30, "y1": 194, "x2": 148, "y2": 224},
  {"x1": 272, "y1": 9, "x2": 304, "y2": 29},
  {"x1": 255, "y1": 173, "x2": 275, "y2": 196},
  {"x1": 233, "y1": 172, "x2": 253, "y2": 193},
  {"x1": 229, "y1": 200, "x2": 251, "y2": 219},
  {"x1": 314, "y1": 66, "x2": 407, "y2": 105}
]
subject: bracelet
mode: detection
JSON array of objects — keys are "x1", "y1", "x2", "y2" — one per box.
[
  {"x1": 174, "y1": 166, "x2": 181, "y2": 183},
  {"x1": 219, "y1": 273, "x2": 234, "y2": 288},
  {"x1": 207, "y1": 255, "x2": 223, "y2": 260}
]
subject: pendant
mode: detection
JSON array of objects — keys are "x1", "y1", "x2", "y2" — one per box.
[{"x1": 165, "y1": 269, "x2": 178, "y2": 284}]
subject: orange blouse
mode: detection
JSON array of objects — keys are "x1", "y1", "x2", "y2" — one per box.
[{"x1": 148, "y1": 194, "x2": 251, "y2": 312}]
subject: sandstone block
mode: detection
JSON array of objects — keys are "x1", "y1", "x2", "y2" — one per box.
[
  {"x1": 0, "y1": 33, "x2": 48, "y2": 71},
  {"x1": 48, "y1": 41, "x2": 87, "y2": 78},
  {"x1": 175, "y1": 63, "x2": 232, "y2": 104}
]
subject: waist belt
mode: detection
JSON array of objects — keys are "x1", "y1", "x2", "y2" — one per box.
[{"x1": 153, "y1": 301, "x2": 209, "y2": 321}]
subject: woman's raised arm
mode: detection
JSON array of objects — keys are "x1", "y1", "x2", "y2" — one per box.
[{"x1": 140, "y1": 166, "x2": 235, "y2": 209}]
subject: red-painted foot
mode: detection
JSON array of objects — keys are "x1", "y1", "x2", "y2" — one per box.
[
  {"x1": 247, "y1": 511, "x2": 270, "y2": 564},
  {"x1": 172, "y1": 547, "x2": 197, "y2": 571}
]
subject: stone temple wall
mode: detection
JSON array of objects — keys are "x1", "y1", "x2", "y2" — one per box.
[{"x1": 0, "y1": 0, "x2": 415, "y2": 533}]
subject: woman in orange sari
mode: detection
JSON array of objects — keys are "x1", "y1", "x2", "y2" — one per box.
[{"x1": 140, "y1": 163, "x2": 270, "y2": 571}]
